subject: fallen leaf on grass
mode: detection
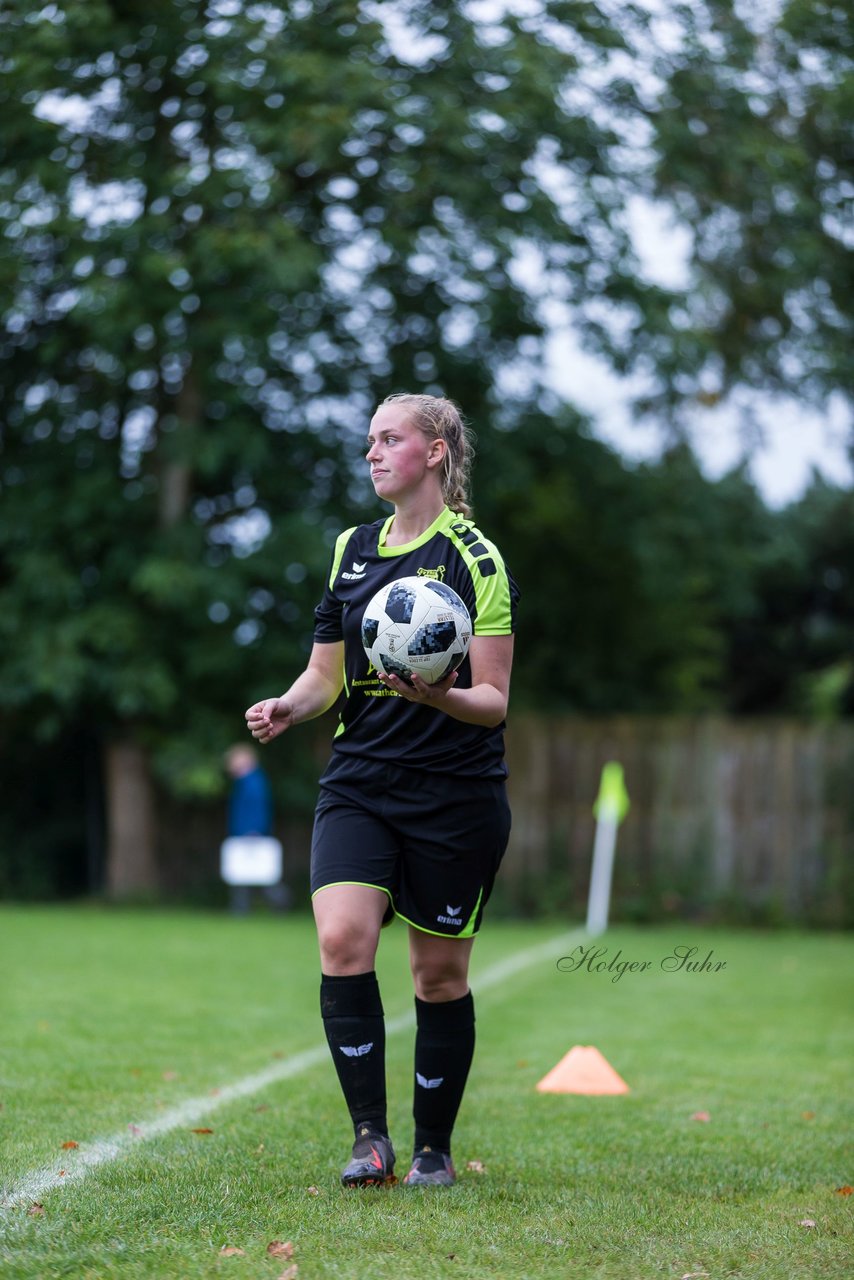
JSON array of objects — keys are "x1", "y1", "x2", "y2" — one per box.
[
  {"x1": 276, "y1": 1266, "x2": 298, "y2": 1280},
  {"x1": 835, "y1": 1186, "x2": 853, "y2": 1196},
  {"x1": 219, "y1": 1245, "x2": 245, "y2": 1256},
  {"x1": 27, "y1": 1204, "x2": 44, "y2": 1217},
  {"x1": 58, "y1": 1171, "x2": 66, "y2": 1177},
  {"x1": 466, "y1": 1160, "x2": 486, "y2": 1173},
  {"x1": 267, "y1": 1241, "x2": 294, "y2": 1258},
  {"x1": 802, "y1": 1110, "x2": 815, "y2": 1120},
  {"x1": 306, "y1": 1186, "x2": 320, "y2": 1196},
  {"x1": 255, "y1": 1143, "x2": 265, "y2": 1153},
  {"x1": 191, "y1": 1128, "x2": 214, "y2": 1135},
  {"x1": 209, "y1": 1087, "x2": 221, "y2": 1097},
  {"x1": 799, "y1": 1219, "x2": 816, "y2": 1229},
  {"x1": 127, "y1": 1124, "x2": 142, "y2": 1137},
  {"x1": 690, "y1": 1112, "x2": 711, "y2": 1123},
  {"x1": 61, "y1": 1141, "x2": 79, "y2": 1150},
  {"x1": 255, "y1": 1103, "x2": 271, "y2": 1113}
]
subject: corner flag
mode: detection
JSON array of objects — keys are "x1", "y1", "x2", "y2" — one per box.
[{"x1": 586, "y1": 761, "x2": 629, "y2": 936}]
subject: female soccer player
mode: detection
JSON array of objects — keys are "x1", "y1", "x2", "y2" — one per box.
[{"x1": 245, "y1": 393, "x2": 519, "y2": 1187}]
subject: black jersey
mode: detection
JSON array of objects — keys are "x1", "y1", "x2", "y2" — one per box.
[{"x1": 313, "y1": 505, "x2": 520, "y2": 778}]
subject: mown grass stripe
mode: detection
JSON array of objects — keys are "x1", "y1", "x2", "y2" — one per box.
[{"x1": 1, "y1": 928, "x2": 583, "y2": 1211}]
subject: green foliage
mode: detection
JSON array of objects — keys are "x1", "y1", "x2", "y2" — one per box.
[
  {"x1": 0, "y1": 0, "x2": 648, "y2": 790},
  {"x1": 0, "y1": 2, "x2": 851, "y2": 897},
  {"x1": 478, "y1": 412, "x2": 782, "y2": 712},
  {"x1": 632, "y1": 0, "x2": 854, "y2": 414},
  {"x1": 727, "y1": 477, "x2": 854, "y2": 713}
]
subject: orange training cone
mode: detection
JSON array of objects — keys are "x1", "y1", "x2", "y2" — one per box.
[{"x1": 536, "y1": 1045, "x2": 630, "y2": 1095}]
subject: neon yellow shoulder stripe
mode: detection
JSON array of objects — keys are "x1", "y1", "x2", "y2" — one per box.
[
  {"x1": 328, "y1": 526, "x2": 358, "y2": 590},
  {"x1": 443, "y1": 512, "x2": 513, "y2": 636}
]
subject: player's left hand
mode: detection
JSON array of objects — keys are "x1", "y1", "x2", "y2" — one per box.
[{"x1": 378, "y1": 669, "x2": 458, "y2": 705}]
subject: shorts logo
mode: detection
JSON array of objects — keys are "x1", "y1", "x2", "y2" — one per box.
[
  {"x1": 436, "y1": 904, "x2": 463, "y2": 926},
  {"x1": 342, "y1": 560, "x2": 367, "y2": 581},
  {"x1": 339, "y1": 1042, "x2": 373, "y2": 1057},
  {"x1": 416, "y1": 1073, "x2": 444, "y2": 1089},
  {"x1": 416, "y1": 565, "x2": 446, "y2": 581}
]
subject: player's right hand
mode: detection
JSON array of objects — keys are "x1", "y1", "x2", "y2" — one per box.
[{"x1": 245, "y1": 697, "x2": 295, "y2": 744}]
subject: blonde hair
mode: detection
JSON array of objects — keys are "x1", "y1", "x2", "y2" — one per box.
[{"x1": 381, "y1": 392, "x2": 475, "y2": 518}]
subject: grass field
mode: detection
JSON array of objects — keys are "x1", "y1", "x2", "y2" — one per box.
[{"x1": 0, "y1": 907, "x2": 851, "y2": 1279}]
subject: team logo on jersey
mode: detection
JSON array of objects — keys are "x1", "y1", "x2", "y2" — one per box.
[
  {"x1": 436, "y1": 904, "x2": 463, "y2": 926},
  {"x1": 416, "y1": 565, "x2": 446, "y2": 581},
  {"x1": 342, "y1": 560, "x2": 367, "y2": 581}
]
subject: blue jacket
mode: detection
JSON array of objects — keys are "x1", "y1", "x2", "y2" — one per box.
[{"x1": 228, "y1": 767, "x2": 272, "y2": 836}]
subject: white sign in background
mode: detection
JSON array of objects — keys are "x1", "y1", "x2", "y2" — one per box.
[{"x1": 220, "y1": 836, "x2": 283, "y2": 886}]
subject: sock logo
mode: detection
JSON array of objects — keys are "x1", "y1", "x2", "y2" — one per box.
[
  {"x1": 339, "y1": 1042, "x2": 373, "y2": 1057},
  {"x1": 416, "y1": 1072, "x2": 444, "y2": 1089}
]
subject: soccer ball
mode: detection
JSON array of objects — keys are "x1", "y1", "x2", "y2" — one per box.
[{"x1": 361, "y1": 576, "x2": 472, "y2": 686}]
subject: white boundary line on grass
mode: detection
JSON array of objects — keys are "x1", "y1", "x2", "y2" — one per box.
[{"x1": 1, "y1": 928, "x2": 584, "y2": 1212}]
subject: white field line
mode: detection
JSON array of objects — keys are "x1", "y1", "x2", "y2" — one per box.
[{"x1": 1, "y1": 928, "x2": 583, "y2": 1211}]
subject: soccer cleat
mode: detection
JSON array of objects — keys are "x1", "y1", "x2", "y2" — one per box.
[
  {"x1": 402, "y1": 1145, "x2": 456, "y2": 1187},
  {"x1": 340, "y1": 1126, "x2": 396, "y2": 1187}
]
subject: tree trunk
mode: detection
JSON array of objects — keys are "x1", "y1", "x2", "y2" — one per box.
[
  {"x1": 105, "y1": 740, "x2": 159, "y2": 898},
  {"x1": 158, "y1": 370, "x2": 199, "y2": 529}
]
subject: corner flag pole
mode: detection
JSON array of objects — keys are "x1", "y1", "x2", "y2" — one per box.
[{"x1": 586, "y1": 761, "x2": 630, "y2": 936}]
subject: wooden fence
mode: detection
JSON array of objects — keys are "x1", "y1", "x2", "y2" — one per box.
[
  {"x1": 502, "y1": 716, "x2": 854, "y2": 925},
  {"x1": 157, "y1": 716, "x2": 854, "y2": 925}
]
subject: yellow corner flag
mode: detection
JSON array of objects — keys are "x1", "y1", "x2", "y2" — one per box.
[
  {"x1": 592, "y1": 760, "x2": 630, "y2": 825},
  {"x1": 586, "y1": 761, "x2": 630, "y2": 935}
]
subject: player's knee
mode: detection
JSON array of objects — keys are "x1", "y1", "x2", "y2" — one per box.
[
  {"x1": 411, "y1": 965, "x2": 469, "y2": 1003},
  {"x1": 318, "y1": 920, "x2": 376, "y2": 974}
]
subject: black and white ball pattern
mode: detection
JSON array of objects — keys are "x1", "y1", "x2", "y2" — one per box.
[{"x1": 361, "y1": 576, "x2": 472, "y2": 686}]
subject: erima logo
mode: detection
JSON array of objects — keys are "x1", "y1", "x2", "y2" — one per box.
[
  {"x1": 416, "y1": 1073, "x2": 444, "y2": 1089},
  {"x1": 342, "y1": 560, "x2": 367, "y2": 581},
  {"x1": 339, "y1": 1042, "x2": 373, "y2": 1057},
  {"x1": 437, "y1": 904, "x2": 463, "y2": 925}
]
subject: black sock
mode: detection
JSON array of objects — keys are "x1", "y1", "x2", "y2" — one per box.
[
  {"x1": 412, "y1": 991, "x2": 475, "y2": 1157},
  {"x1": 320, "y1": 971, "x2": 387, "y2": 1137}
]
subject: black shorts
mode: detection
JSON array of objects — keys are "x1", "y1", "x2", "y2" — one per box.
[{"x1": 310, "y1": 755, "x2": 511, "y2": 937}]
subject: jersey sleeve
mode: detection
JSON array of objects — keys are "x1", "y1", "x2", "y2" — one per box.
[
  {"x1": 313, "y1": 526, "x2": 357, "y2": 643},
  {"x1": 471, "y1": 545, "x2": 520, "y2": 636},
  {"x1": 446, "y1": 517, "x2": 520, "y2": 636}
]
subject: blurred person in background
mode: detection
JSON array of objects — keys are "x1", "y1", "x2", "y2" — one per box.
[{"x1": 223, "y1": 744, "x2": 290, "y2": 914}]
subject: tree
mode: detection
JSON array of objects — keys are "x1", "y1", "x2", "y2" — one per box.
[
  {"x1": 0, "y1": 0, "x2": 647, "y2": 892},
  {"x1": 3, "y1": 2, "x2": 851, "y2": 898},
  {"x1": 726, "y1": 476, "x2": 854, "y2": 715},
  {"x1": 476, "y1": 406, "x2": 775, "y2": 712},
  {"x1": 584, "y1": 0, "x2": 853, "y2": 426}
]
